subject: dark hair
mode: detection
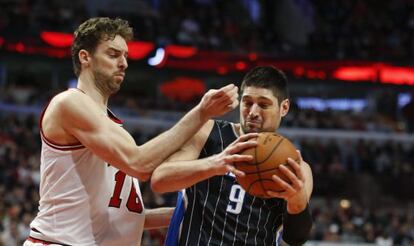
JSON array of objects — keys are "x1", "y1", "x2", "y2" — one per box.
[
  {"x1": 240, "y1": 66, "x2": 289, "y2": 104},
  {"x1": 71, "y1": 17, "x2": 133, "y2": 76}
]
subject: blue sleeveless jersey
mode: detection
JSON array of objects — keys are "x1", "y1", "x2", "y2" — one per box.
[{"x1": 165, "y1": 120, "x2": 285, "y2": 246}]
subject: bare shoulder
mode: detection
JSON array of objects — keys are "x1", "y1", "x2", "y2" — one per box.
[
  {"x1": 42, "y1": 90, "x2": 92, "y2": 143},
  {"x1": 48, "y1": 90, "x2": 95, "y2": 115}
]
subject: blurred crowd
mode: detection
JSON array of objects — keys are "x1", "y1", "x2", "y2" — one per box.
[
  {"x1": 2, "y1": 84, "x2": 413, "y2": 133},
  {"x1": 310, "y1": 198, "x2": 414, "y2": 245},
  {"x1": 2, "y1": 0, "x2": 414, "y2": 60}
]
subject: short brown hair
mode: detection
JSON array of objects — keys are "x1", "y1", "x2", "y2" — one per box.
[
  {"x1": 71, "y1": 17, "x2": 133, "y2": 76},
  {"x1": 241, "y1": 66, "x2": 289, "y2": 104}
]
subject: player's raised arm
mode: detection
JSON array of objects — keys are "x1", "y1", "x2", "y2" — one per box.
[
  {"x1": 59, "y1": 84, "x2": 239, "y2": 180},
  {"x1": 150, "y1": 121, "x2": 258, "y2": 193}
]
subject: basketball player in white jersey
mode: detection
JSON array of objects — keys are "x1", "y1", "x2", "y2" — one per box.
[{"x1": 23, "y1": 17, "x2": 246, "y2": 246}]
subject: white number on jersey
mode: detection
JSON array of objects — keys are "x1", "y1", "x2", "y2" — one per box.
[{"x1": 226, "y1": 184, "x2": 246, "y2": 214}]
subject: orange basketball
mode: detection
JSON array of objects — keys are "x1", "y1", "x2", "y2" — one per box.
[{"x1": 235, "y1": 132, "x2": 299, "y2": 199}]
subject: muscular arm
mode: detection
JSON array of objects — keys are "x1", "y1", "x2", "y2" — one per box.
[
  {"x1": 150, "y1": 120, "x2": 216, "y2": 193},
  {"x1": 144, "y1": 207, "x2": 175, "y2": 229},
  {"x1": 49, "y1": 85, "x2": 238, "y2": 181},
  {"x1": 151, "y1": 121, "x2": 257, "y2": 193}
]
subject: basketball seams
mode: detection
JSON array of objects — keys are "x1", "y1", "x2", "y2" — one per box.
[
  {"x1": 257, "y1": 137, "x2": 285, "y2": 164},
  {"x1": 237, "y1": 133, "x2": 299, "y2": 198},
  {"x1": 257, "y1": 136, "x2": 284, "y2": 197},
  {"x1": 253, "y1": 137, "x2": 268, "y2": 197}
]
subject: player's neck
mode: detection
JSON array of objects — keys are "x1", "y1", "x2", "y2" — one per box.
[{"x1": 77, "y1": 75, "x2": 109, "y2": 110}]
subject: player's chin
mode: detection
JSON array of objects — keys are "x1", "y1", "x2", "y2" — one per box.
[
  {"x1": 109, "y1": 83, "x2": 121, "y2": 94},
  {"x1": 244, "y1": 127, "x2": 261, "y2": 133}
]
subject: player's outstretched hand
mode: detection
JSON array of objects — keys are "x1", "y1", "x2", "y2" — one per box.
[
  {"x1": 198, "y1": 84, "x2": 239, "y2": 120},
  {"x1": 267, "y1": 150, "x2": 309, "y2": 213},
  {"x1": 207, "y1": 133, "x2": 258, "y2": 177}
]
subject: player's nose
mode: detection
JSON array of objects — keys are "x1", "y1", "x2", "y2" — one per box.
[
  {"x1": 119, "y1": 56, "x2": 128, "y2": 69},
  {"x1": 248, "y1": 104, "x2": 260, "y2": 118}
]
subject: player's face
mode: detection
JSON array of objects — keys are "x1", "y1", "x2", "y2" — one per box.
[
  {"x1": 90, "y1": 35, "x2": 128, "y2": 94},
  {"x1": 240, "y1": 86, "x2": 289, "y2": 133}
]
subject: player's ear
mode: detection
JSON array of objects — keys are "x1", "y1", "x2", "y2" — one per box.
[
  {"x1": 280, "y1": 99, "x2": 290, "y2": 117},
  {"x1": 79, "y1": 49, "x2": 91, "y2": 67}
]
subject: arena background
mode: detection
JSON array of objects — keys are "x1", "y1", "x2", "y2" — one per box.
[{"x1": 1, "y1": 0, "x2": 414, "y2": 245}]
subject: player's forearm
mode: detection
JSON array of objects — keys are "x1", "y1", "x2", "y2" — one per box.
[
  {"x1": 144, "y1": 207, "x2": 175, "y2": 229},
  {"x1": 151, "y1": 158, "x2": 214, "y2": 193},
  {"x1": 133, "y1": 105, "x2": 207, "y2": 174}
]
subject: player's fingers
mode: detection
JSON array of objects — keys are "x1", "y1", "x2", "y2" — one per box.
[
  {"x1": 224, "y1": 154, "x2": 254, "y2": 163},
  {"x1": 278, "y1": 165, "x2": 299, "y2": 182},
  {"x1": 227, "y1": 141, "x2": 257, "y2": 154},
  {"x1": 226, "y1": 165, "x2": 245, "y2": 177},
  {"x1": 271, "y1": 174, "x2": 296, "y2": 193},
  {"x1": 210, "y1": 85, "x2": 235, "y2": 100},
  {"x1": 230, "y1": 89, "x2": 239, "y2": 100},
  {"x1": 218, "y1": 84, "x2": 236, "y2": 93},
  {"x1": 217, "y1": 86, "x2": 238, "y2": 105},
  {"x1": 266, "y1": 190, "x2": 284, "y2": 198},
  {"x1": 232, "y1": 133, "x2": 259, "y2": 144},
  {"x1": 228, "y1": 99, "x2": 239, "y2": 109},
  {"x1": 286, "y1": 158, "x2": 304, "y2": 181},
  {"x1": 227, "y1": 91, "x2": 239, "y2": 108}
]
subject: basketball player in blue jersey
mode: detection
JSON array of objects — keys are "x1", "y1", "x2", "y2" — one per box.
[{"x1": 151, "y1": 66, "x2": 313, "y2": 246}]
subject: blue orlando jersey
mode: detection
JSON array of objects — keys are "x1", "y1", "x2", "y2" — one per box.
[{"x1": 165, "y1": 120, "x2": 286, "y2": 246}]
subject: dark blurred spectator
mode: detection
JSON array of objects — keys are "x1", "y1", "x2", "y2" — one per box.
[{"x1": 402, "y1": 91, "x2": 414, "y2": 133}]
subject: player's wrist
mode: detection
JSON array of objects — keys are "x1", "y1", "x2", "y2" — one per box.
[
  {"x1": 194, "y1": 103, "x2": 210, "y2": 123},
  {"x1": 286, "y1": 201, "x2": 307, "y2": 214},
  {"x1": 205, "y1": 155, "x2": 220, "y2": 176},
  {"x1": 286, "y1": 191, "x2": 308, "y2": 214}
]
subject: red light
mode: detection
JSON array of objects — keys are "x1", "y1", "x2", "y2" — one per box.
[
  {"x1": 248, "y1": 52, "x2": 257, "y2": 61},
  {"x1": 217, "y1": 66, "x2": 228, "y2": 75},
  {"x1": 380, "y1": 66, "x2": 414, "y2": 85},
  {"x1": 294, "y1": 67, "x2": 305, "y2": 76},
  {"x1": 16, "y1": 43, "x2": 25, "y2": 53},
  {"x1": 41, "y1": 32, "x2": 73, "y2": 47},
  {"x1": 318, "y1": 71, "x2": 326, "y2": 79},
  {"x1": 306, "y1": 70, "x2": 318, "y2": 79},
  {"x1": 165, "y1": 45, "x2": 197, "y2": 58},
  {"x1": 235, "y1": 61, "x2": 247, "y2": 70},
  {"x1": 0, "y1": 36, "x2": 4, "y2": 47},
  {"x1": 160, "y1": 77, "x2": 206, "y2": 102},
  {"x1": 127, "y1": 41, "x2": 154, "y2": 60},
  {"x1": 333, "y1": 66, "x2": 377, "y2": 81}
]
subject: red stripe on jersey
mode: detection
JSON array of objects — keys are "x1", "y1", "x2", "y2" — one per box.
[
  {"x1": 107, "y1": 108, "x2": 124, "y2": 125},
  {"x1": 27, "y1": 236, "x2": 61, "y2": 245},
  {"x1": 38, "y1": 89, "x2": 84, "y2": 151}
]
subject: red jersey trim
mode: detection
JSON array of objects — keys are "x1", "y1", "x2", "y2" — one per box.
[
  {"x1": 27, "y1": 236, "x2": 68, "y2": 245},
  {"x1": 38, "y1": 89, "x2": 84, "y2": 151}
]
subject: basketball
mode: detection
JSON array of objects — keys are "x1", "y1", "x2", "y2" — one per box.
[{"x1": 235, "y1": 132, "x2": 299, "y2": 199}]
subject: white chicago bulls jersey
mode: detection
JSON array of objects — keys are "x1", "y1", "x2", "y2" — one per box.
[{"x1": 30, "y1": 104, "x2": 145, "y2": 246}]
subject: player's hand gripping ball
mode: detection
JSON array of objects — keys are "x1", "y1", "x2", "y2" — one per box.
[{"x1": 235, "y1": 132, "x2": 299, "y2": 199}]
